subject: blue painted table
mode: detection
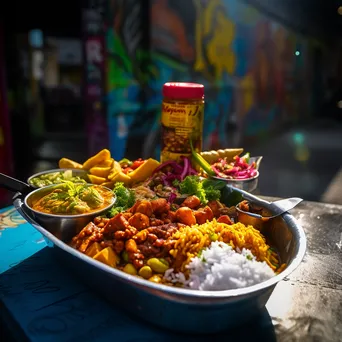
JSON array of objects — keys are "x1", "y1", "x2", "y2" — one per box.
[{"x1": 1, "y1": 202, "x2": 341, "y2": 342}]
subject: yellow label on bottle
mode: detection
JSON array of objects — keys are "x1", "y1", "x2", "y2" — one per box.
[
  {"x1": 161, "y1": 103, "x2": 203, "y2": 130},
  {"x1": 160, "y1": 102, "x2": 204, "y2": 163}
]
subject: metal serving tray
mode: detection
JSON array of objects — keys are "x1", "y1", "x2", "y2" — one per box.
[{"x1": 14, "y1": 192, "x2": 306, "y2": 334}]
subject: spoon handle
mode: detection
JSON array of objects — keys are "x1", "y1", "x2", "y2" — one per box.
[
  {"x1": 229, "y1": 185, "x2": 271, "y2": 206},
  {"x1": 0, "y1": 173, "x2": 33, "y2": 195}
]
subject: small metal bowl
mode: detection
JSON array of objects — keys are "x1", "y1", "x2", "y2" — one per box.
[
  {"x1": 235, "y1": 199, "x2": 272, "y2": 232},
  {"x1": 24, "y1": 183, "x2": 116, "y2": 241},
  {"x1": 210, "y1": 156, "x2": 262, "y2": 193},
  {"x1": 212, "y1": 170, "x2": 259, "y2": 192},
  {"x1": 27, "y1": 168, "x2": 89, "y2": 188}
]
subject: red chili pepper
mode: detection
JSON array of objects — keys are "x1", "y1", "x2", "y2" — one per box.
[
  {"x1": 123, "y1": 167, "x2": 133, "y2": 174},
  {"x1": 131, "y1": 159, "x2": 145, "y2": 170}
]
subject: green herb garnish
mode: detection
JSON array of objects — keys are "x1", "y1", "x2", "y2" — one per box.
[
  {"x1": 34, "y1": 182, "x2": 106, "y2": 215},
  {"x1": 106, "y1": 182, "x2": 136, "y2": 218},
  {"x1": 177, "y1": 175, "x2": 222, "y2": 204}
]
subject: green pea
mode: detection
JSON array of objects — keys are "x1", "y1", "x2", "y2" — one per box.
[
  {"x1": 138, "y1": 266, "x2": 153, "y2": 279},
  {"x1": 147, "y1": 258, "x2": 169, "y2": 274},
  {"x1": 122, "y1": 250, "x2": 129, "y2": 262},
  {"x1": 123, "y1": 263, "x2": 137, "y2": 275}
]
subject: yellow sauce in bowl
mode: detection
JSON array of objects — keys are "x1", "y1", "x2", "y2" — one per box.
[{"x1": 31, "y1": 183, "x2": 114, "y2": 215}]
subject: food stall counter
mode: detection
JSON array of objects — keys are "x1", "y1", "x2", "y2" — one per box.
[{"x1": 0, "y1": 198, "x2": 341, "y2": 342}]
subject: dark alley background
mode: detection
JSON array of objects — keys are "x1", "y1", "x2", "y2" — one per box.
[{"x1": 0, "y1": 0, "x2": 342, "y2": 207}]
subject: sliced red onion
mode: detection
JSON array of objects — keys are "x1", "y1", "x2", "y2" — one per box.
[
  {"x1": 224, "y1": 167, "x2": 240, "y2": 174},
  {"x1": 211, "y1": 165, "x2": 221, "y2": 175},
  {"x1": 152, "y1": 160, "x2": 183, "y2": 175},
  {"x1": 236, "y1": 170, "x2": 248, "y2": 176},
  {"x1": 168, "y1": 192, "x2": 177, "y2": 204},
  {"x1": 180, "y1": 156, "x2": 190, "y2": 180}
]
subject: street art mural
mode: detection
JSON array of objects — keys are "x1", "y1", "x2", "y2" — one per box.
[
  {"x1": 83, "y1": 0, "x2": 109, "y2": 155},
  {"x1": 0, "y1": 24, "x2": 14, "y2": 207},
  {"x1": 103, "y1": 0, "x2": 317, "y2": 160},
  {"x1": 0, "y1": 207, "x2": 26, "y2": 235}
]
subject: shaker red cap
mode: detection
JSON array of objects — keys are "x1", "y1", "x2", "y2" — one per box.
[{"x1": 162, "y1": 82, "x2": 204, "y2": 99}]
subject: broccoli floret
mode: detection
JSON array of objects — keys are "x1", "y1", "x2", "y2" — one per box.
[
  {"x1": 177, "y1": 176, "x2": 223, "y2": 204},
  {"x1": 203, "y1": 186, "x2": 221, "y2": 202},
  {"x1": 107, "y1": 206, "x2": 124, "y2": 218},
  {"x1": 113, "y1": 182, "x2": 135, "y2": 207},
  {"x1": 202, "y1": 178, "x2": 225, "y2": 202},
  {"x1": 106, "y1": 182, "x2": 135, "y2": 218},
  {"x1": 178, "y1": 176, "x2": 207, "y2": 204}
]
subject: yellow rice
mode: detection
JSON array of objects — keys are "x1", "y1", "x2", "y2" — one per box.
[{"x1": 168, "y1": 219, "x2": 284, "y2": 273}]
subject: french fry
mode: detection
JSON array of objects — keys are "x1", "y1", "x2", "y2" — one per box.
[
  {"x1": 108, "y1": 161, "x2": 123, "y2": 180},
  {"x1": 98, "y1": 158, "x2": 114, "y2": 167},
  {"x1": 128, "y1": 158, "x2": 160, "y2": 183},
  {"x1": 200, "y1": 148, "x2": 244, "y2": 165},
  {"x1": 89, "y1": 166, "x2": 112, "y2": 178},
  {"x1": 88, "y1": 174, "x2": 107, "y2": 185},
  {"x1": 108, "y1": 171, "x2": 131, "y2": 185},
  {"x1": 82, "y1": 149, "x2": 111, "y2": 170},
  {"x1": 59, "y1": 150, "x2": 157, "y2": 187},
  {"x1": 59, "y1": 158, "x2": 83, "y2": 169}
]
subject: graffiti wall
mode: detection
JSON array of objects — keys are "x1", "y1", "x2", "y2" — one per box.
[
  {"x1": 105, "y1": 0, "x2": 318, "y2": 160},
  {"x1": 0, "y1": 23, "x2": 14, "y2": 206},
  {"x1": 105, "y1": 0, "x2": 152, "y2": 160},
  {"x1": 82, "y1": 0, "x2": 109, "y2": 155}
]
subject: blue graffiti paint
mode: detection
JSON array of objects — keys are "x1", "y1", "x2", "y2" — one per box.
[{"x1": 104, "y1": 0, "x2": 316, "y2": 155}]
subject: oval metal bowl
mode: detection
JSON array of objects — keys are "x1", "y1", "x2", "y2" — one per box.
[
  {"x1": 14, "y1": 189, "x2": 306, "y2": 334},
  {"x1": 210, "y1": 156, "x2": 262, "y2": 193},
  {"x1": 24, "y1": 183, "x2": 116, "y2": 241},
  {"x1": 27, "y1": 168, "x2": 89, "y2": 188},
  {"x1": 212, "y1": 170, "x2": 259, "y2": 192}
]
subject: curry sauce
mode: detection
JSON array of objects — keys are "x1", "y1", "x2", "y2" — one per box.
[{"x1": 31, "y1": 183, "x2": 114, "y2": 215}]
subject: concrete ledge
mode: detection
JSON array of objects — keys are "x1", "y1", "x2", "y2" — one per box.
[{"x1": 321, "y1": 168, "x2": 342, "y2": 204}]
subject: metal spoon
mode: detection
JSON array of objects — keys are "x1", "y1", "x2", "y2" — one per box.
[{"x1": 232, "y1": 185, "x2": 303, "y2": 219}]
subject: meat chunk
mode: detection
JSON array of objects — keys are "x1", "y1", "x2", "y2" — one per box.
[
  {"x1": 181, "y1": 195, "x2": 201, "y2": 209},
  {"x1": 166, "y1": 210, "x2": 176, "y2": 223},
  {"x1": 194, "y1": 206, "x2": 214, "y2": 224},
  {"x1": 72, "y1": 222, "x2": 101, "y2": 252},
  {"x1": 207, "y1": 200, "x2": 224, "y2": 218},
  {"x1": 131, "y1": 200, "x2": 153, "y2": 217},
  {"x1": 128, "y1": 213, "x2": 150, "y2": 230},
  {"x1": 103, "y1": 213, "x2": 130, "y2": 233},
  {"x1": 151, "y1": 198, "x2": 170, "y2": 215},
  {"x1": 175, "y1": 207, "x2": 196, "y2": 226},
  {"x1": 217, "y1": 215, "x2": 233, "y2": 225}
]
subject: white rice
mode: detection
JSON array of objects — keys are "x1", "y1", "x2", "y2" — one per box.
[{"x1": 164, "y1": 241, "x2": 275, "y2": 291}]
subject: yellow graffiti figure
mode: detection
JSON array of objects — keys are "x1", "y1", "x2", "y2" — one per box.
[
  {"x1": 0, "y1": 208, "x2": 26, "y2": 235},
  {"x1": 240, "y1": 74, "x2": 254, "y2": 115},
  {"x1": 194, "y1": 0, "x2": 236, "y2": 80}
]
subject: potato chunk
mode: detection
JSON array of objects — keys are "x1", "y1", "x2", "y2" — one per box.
[
  {"x1": 85, "y1": 242, "x2": 102, "y2": 257},
  {"x1": 93, "y1": 247, "x2": 119, "y2": 267}
]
